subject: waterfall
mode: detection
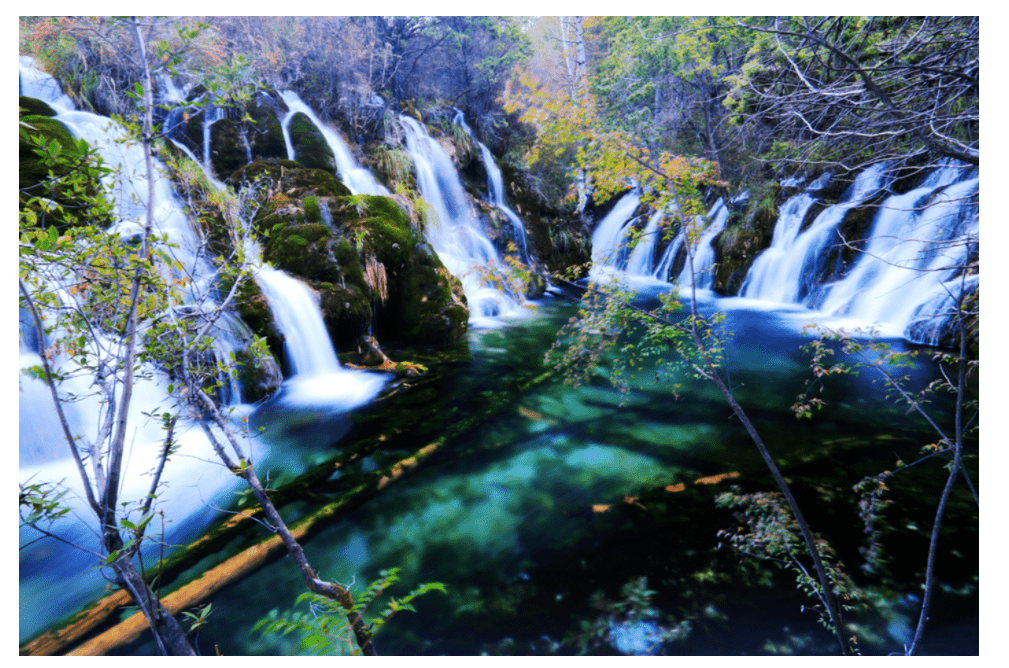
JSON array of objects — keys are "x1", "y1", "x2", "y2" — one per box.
[
  {"x1": 588, "y1": 191, "x2": 641, "y2": 280},
  {"x1": 399, "y1": 114, "x2": 528, "y2": 325},
  {"x1": 815, "y1": 164, "x2": 978, "y2": 340},
  {"x1": 278, "y1": 90, "x2": 390, "y2": 196},
  {"x1": 170, "y1": 133, "x2": 387, "y2": 408},
  {"x1": 734, "y1": 161, "x2": 979, "y2": 343},
  {"x1": 675, "y1": 199, "x2": 729, "y2": 290},
  {"x1": 589, "y1": 193, "x2": 727, "y2": 291},
  {"x1": 253, "y1": 267, "x2": 387, "y2": 408},
  {"x1": 624, "y1": 210, "x2": 663, "y2": 277},
  {"x1": 202, "y1": 104, "x2": 226, "y2": 172},
  {"x1": 17, "y1": 57, "x2": 380, "y2": 527},
  {"x1": 452, "y1": 110, "x2": 530, "y2": 263},
  {"x1": 740, "y1": 163, "x2": 888, "y2": 303}
]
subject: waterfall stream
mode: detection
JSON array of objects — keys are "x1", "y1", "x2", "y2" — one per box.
[
  {"x1": 399, "y1": 114, "x2": 529, "y2": 326},
  {"x1": 589, "y1": 192, "x2": 728, "y2": 293},
  {"x1": 740, "y1": 163, "x2": 889, "y2": 303},
  {"x1": 734, "y1": 161, "x2": 978, "y2": 342},
  {"x1": 453, "y1": 110, "x2": 530, "y2": 263},
  {"x1": 278, "y1": 90, "x2": 390, "y2": 196}
]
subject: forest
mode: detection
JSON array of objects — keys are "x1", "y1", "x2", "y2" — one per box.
[{"x1": 19, "y1": 16, "x2": 978, "y2": 656}]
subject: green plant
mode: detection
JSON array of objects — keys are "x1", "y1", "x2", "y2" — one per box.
[{"x1": 253, "y1": 568, "x2": 446, "y2": 655}]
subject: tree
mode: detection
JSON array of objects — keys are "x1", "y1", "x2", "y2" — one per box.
[
  {"x1": 19, "y1": 18, "x2": 383, "y2": 655},
  {"x1": 726, "y1": 16, "x2": 979, "y2": 172},
  {"x1": 19, "y1": 17, "x2": 205, "y2": 655}
]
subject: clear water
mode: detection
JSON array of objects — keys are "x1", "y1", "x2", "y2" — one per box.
[{"x1": 84, "y1": 296, "x2": 977, "y2": 657}]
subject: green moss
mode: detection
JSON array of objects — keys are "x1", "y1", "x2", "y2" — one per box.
[
  {"x1": 288, "y1": 112, "x2": 335, "y2": 172},
  {"x1": 228, "y1": 278, "x2": 285, "y2": 365},
  {"x1": 19, "y1": 103, "x2": 111, "y2": 232},
  {"x1": 19, "y1": 95, "x2": 56, "y2": 118},
  {"x1": 369, "y1": 144, "x2": 416, "y2": 191},
  {"x1": 263, "y1": 223, "x2": 339, "y2": 283},
  {"x1": 208, "y1": 118, "x2": 247, "y2": 180},
  {"x1": 711, "y1": 181, "x2": 781, "y2": 294},
  {"x1": 247, "y1": 96, "x2": 288, "y2": 161},
  {"x1": 304, "y1": 196, "x2": 322, "y2": 223},
  {"x1": 317, "y1": 282, "x2": 373, "y2": 350},
  {"x1": 332, "y1": 238, "x2": 365, "y2": 286},
  {"x1": 233, "y1": 347, "x2": 283, "y2": 403},
  {"x1": 498, "y1": 160, "x2": 587, "y2": 274}
]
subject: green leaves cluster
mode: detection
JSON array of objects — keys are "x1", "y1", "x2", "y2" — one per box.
[
  {"x1": 547, "y1": 279, "x2": 728, "y2": 401},
  {"x1": 253, "y1": 568, "x2": 446, "y2": 656},
  {"x1": 716, "y1": 488, "x2": 862, "y2": 637}
]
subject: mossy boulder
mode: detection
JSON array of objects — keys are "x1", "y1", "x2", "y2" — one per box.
[
  {"x1": 368, "y1": 142, "x2": 417, "y2": 192},
  {"x1": 19, "y1": 98, "x2": 113, "y2": 232},
  {"x1": 288, "y1": 112, "x2": 335, "y2": 172},
  {"x1": 317, "y1": 282, "x2": 373, "y2": 350},
  {"x1": 246, "y1": 94, "x2": 288, "y2": 162},
  {"x1": 351, "y1": 195, "x2": 469, "y2": 345},
  {"x1": 228, "y1": 161, "x2": 468, "y2": 364},
  {"x1": 499, "y1": 160, "x2": 588, "y2": 275},
  {"x1": 208, "y1": 118, "x2": 247, "y2": 180},
  {"x1": 263, "y1": 223, "x2": 341, "y2": 283},
  {"x1": 233, "y1": 346, "x2": 284, "y2": 403},
  {"x1": 230, "y1": 160, "x2": 352, "y2": 207},
  {"x1": 711, "y1": 181, "x2": 782, "y2": 294},
  {"x1": 19, "y1": 95, "x2": 56, "y2": 118}
]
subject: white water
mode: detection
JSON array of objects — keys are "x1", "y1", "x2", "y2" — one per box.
[
  {"x1": 453, "y1": 110, "x2": 530, "y2": 262},
  {"x1": 815, "y1": 165, "x2": 978, "y2": 341},
  {"x1": 733, "y1": 161, "x2": 978, "y2": 343},
  {"x1": 278, "y1": 90, "x2": 390, "y2": 196},
  {"x1": 676, "y1": 199, "x2": 729, "y2": 290},
  {"x1": 254, "y1": 267, "x2": 387, "y2": 409},
  {"x1": 400, "y1": 114, "x2": 529, "y2": 326},
  {"x1": 740, "y1": 163, "x2": 888, "y2": 303},
  {"x1": 588, "y1": 191, "x2": 641, "y2": 280},
  {"x1": 19, "y1": 57, "x2": 387, "y2": 639},
  {"x1": 202, "y1": 104, "x2": 226, "y2": 172},
  {"x1": 589, "y1": 192, "x2": 728, "y2": 293}
]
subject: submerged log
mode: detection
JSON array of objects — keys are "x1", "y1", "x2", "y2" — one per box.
[
  {"x1": 33, "y1": 367, "x2": 555, "y2": 655},
  {"x1": 67, "y1": 441, "x2": 444, "y2": 656}
]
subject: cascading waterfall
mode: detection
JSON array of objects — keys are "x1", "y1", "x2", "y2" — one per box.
[
  {"x1": 202, "y1": 104, "x2": 226, "y2": 172},
  {"x1": 733, "y1": 160, "x2": 978, "y2": 343},
  {"x1": 399, "y1": 114, "x2": 528, "y2": 325},
  {"x1": 674, "y1": 199, "x2": 729, "y2": 290},
  {"x1": 453, "y1": 109, "x2": 530, "y2": 263},
  {"x1": 588, "y1": 191, "x2": 641, "y2": 279},
  {"x1": 624, "y1": 210, "x2": 663, "y2": 277},
  {"x1": 815, "y1": 164, "x2": 978, "y2": 341},
  {"x1": 170, "y1": 129, "x2": 387, "y2": 409},
  {"x1": 19, "y1": 57, "x2": 387, "y2": 636},
  {"x1": 590, "y1": 192, "x2": 728, "y2": 292},
  {"x1": 253, "y1": 267, "x2": 387, "y2": 408},
  {"x1": 278, "y1": 90, "x2": 390, "y2": 196},
  {"x1": 19, "y1": 58, "x2": 257, "y2": 620},
  {"x1": 740, "y1": 163, "x2": 888, "y2": 303}
]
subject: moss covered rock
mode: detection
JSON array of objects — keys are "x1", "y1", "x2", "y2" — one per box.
[
  {"x1": 230, "y1": 161, "x2": 468, "y2": 356},
  {"x1": 19, "y1": 98, "x2": 112, "y2": 232},
  {"x1": 19, "y1": 95, "x2": 56, "y2": 118},
  {"x1": 247, "y1": 94, "x2": 288, "y2": 162},
  {"x1": 288, "y1": 112, "x2": 335, "y2": 172},
  {"x1": 499, "y1": 160, "x2": 589, "y2": 276},
  {"x1": 233, "y1": 346, "x2": 284, "y2": 403},
  {"x1": 352, "y1": 195, "x2": 469, "y2": 345},
  {"x1": 711, "y1": 182, "x2": 782, "y2": 294},
  {"x1": 208, "y1": 118, "x2": 248, "y2": 180}
]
